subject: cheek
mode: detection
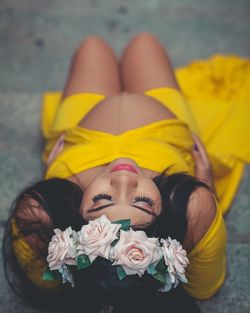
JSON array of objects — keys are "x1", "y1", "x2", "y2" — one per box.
[
  {"x1": 129, "y1": 211, "x2": 155, "y2": 226},
  {"x1": 80, "y1": 179, "x2": 110, "y2": 219},
  {"x1": 142, "y1": 181, "x2": 162, "y2": 214},
  {"x1": 80, "y1": 188, "x2": 97, "y2": 219},
  {"x1": 81, "y1": 200, "x2": 90, "y2": 220}
]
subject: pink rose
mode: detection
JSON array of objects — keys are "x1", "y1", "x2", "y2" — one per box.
[
  {"x1": 161, "y1": 237, "x2": 189, "y2": 284},
  {"x1": 47, "y1": 227, "x2": 77, "y2": 270},
  {"x1": 112, "y1": 229, "x2": 162, "y2": 277},
  {"x1": 77, "y1": 215, "x2": 121, "y2": 262}
]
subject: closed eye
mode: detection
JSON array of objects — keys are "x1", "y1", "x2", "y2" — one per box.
[
  {"x1": 88, "y1": 193, "x2": 157, "y2": 216},
  {"x1": 87, "y1": 203, "x2": 157, "y2": 216},
  {"x1": 91, "y1": 193, "x2": 155, "y2": 206}
]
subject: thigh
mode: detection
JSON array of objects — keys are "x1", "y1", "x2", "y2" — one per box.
[
  {"x1": 61, "y1": 36, "x2": 122, "y2": 100},
  {"x1": 120, "y1": 32, "x2": 180, "y2": 93}
]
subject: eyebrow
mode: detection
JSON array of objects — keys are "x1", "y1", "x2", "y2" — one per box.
[{"x1": 87, "y1": 203, "x2": 157, "y2": 216}]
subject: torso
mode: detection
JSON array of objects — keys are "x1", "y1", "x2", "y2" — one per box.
[{"x1": 67, "y1": 91, "x2": 178, "y2": 188}]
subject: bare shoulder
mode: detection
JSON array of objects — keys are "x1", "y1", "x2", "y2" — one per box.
[{"x1": 182, "y1": 187, "x2": 218, "y2": 253}]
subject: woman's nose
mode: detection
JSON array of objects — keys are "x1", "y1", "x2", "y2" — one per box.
[{"x1": 110, "y1": 173, "x2": 138, "y2": 189}]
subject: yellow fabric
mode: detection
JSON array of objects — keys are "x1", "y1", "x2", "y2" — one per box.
[
  {"x1": 13, "y1": 54, "x2": 250, "y2": 297},
  {"x1": 42, "y1": 88, "x2": 197, "y2": 179},
  {"x1": 176, "y1": 54, "x2": 250, "y2": 213},
  {"x1": 45, "y1": 119, "x2": 196, "y2": 179}
]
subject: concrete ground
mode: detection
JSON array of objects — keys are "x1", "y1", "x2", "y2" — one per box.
[{"x1": 0, "y1": 0, "x2": 249, "y2": 312}]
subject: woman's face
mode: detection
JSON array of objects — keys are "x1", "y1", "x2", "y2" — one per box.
[{"x1": 81, "y1": 158, "x2": 162, "y2": 226}]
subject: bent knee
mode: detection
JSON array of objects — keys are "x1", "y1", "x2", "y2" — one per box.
[
  {"x1": 130, "y1": 32, "x2": 159, "y2": 46},
  {"x1": 122, "y1": 32, "x2": 165, "y2": 58},
  {"x1": 74, "y1": 35, "x2": 110, "y2": 56}
]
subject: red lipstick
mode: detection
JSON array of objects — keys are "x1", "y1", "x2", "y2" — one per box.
[{"x1": 111, "y1": 164, "x2": 138, "y2": 173}]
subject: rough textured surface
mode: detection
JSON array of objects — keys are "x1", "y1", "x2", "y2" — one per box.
[{"x1": 0, "y1": 0, "x2": 249, "y2": 312}]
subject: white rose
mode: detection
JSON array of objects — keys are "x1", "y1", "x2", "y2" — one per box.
[
  {"x1": 77, "y1": 215, "x2": 121, "y2": 262},
  {"x1": 112, "y1": 229, "x2": 162, "y2": 277},
  {"x1": 47, "y1": 227, "x2": 77, "y2": 270},
  {"x1": 161, "y1": 237, "x2": 189, "y2": 284}
]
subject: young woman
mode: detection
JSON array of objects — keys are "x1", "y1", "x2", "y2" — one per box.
[{"x1": 3, "y1": 32, "x2": 250, "y2": 313}]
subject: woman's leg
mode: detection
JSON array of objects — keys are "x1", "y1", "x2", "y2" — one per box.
[
  {"x1": 61, "y1": 36, "x2": 122, "y2": 100},
  {"x1": 74, "y1": 33, "x2": 178, "y2": 134},
  {"x1": 120, "y1": 32, "x2": 180, "y2": 93}
]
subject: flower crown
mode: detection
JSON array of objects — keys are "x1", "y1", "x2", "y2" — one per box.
[{"x1": 43, "y1": 215, "x2": 189, "y2": 292}]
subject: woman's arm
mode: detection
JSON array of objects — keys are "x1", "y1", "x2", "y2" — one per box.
[
  {"x1": 182, "y1": 186, "x2": 217, "y2": 253},
  {"x1": 183, "y1": 131, "x2": 218, "y2": 252},
  {"x1": 181, "y1": 133, "x2": 227, "y2": 299},
  {"x1": 191, "y1": 133, "x2": 216, "y2": 197},
  {"x1": 182, "y1": 187, "x2": 227, "y2": 299}
]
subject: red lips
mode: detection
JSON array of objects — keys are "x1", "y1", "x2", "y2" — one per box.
[{"x1": 111, "y1": 164, "x2": 138, "y2": 173}]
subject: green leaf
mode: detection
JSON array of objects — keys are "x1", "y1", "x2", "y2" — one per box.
[
  {"x1": 153, "y1": 272, "x2": 166, "y2": 284},
  {"x1": 116, "y1": 266, "x2": 127, "y2": 280},
  {"x1": 111, "y1": 238, "x2": 119, "y2": 247},
  {"x1": 147, "y1": 264, "x2": 157, "y2": 275},
  {"x1": 77, "y1": 254, "x2": 92, "y2": 270},
  {"x1": 160, "y1": 274, "x2": 172, "y2": 292},
  {"x1": 113, "y1": 219, "x2": 131, "y2": 231},
  {"x1": 155, "y1": 257, "x2": 167, "y2": 273},
  {"x1": 42, "y1": 269, "x2": 58, "y2": 281}
]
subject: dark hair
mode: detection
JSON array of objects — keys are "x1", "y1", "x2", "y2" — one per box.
[{"x1": 2, "y1": 169, "x2": 210, "y2": 313}]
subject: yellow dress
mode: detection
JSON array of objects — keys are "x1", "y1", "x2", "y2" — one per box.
[{"x1": 12, "y1": 54, "x2": 250, "y2": 299}]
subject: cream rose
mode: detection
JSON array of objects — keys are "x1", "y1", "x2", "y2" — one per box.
[
  {"x1": 47, "y1": 227, "x2": 77, "y2": 270},
  {"x1": 111, "y1": 229, "x2": 162, "y2": 277},
  {"x1": 77, "y1": 215, "x2": 121, "y2": 262},
  {"x1": 161, "y1": 237, "x2": 189, "y2": 284}
]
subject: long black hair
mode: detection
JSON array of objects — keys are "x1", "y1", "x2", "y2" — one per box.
[{"x1": 2, "y1": 168, "x2": 210, "y2": 313}]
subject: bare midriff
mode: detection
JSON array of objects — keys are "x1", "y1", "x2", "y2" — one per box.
[{"x1": 78, "y1": 91, "x2": 177, "y2": 135}]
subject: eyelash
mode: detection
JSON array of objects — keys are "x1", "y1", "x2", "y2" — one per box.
[{"x1": 92, "y1": 193, "x2": 155, "y2": 206}]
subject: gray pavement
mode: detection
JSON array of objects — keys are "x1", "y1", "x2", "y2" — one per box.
[{"x1": 0, "y1": 0, "x2": 250, "y2": 312}]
